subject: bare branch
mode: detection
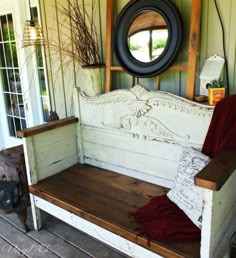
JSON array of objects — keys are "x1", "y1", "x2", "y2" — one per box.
[{"x1": 49, "y1": 0, "x2": 102, "y2": 66}]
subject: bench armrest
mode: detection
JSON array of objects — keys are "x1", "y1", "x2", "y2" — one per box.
[
  {"x1": 195, "y1": 148, "x2": 236, "y2": 191},
  {"x1": 17, "y1": 116, "x2": 78, "y2": 138}
]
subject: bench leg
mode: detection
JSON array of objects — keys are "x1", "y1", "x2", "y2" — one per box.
[{"x1": 30, "y1": 194, "x2": 42, "y2": 231}]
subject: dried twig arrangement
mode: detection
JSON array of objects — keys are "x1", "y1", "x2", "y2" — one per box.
[{"x1": 54, "y1": 0, "x2": 102, "y2": 66}]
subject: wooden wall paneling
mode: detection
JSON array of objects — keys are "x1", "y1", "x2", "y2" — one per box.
[
  {"x1": 105, "y1": 0, "x2": 114, "y2": 92},
  {"x1": 186, "y1": 0, "x2": 202, "y2": 99},
  {"x1": 156, "y1": 76, "x2": 161, "y2": 90},
  {"x1": 199, "y1": 0, "x2": 209, "y2": 74},
  {"x1": 226, "y1": 0, "x2": 236, "y2": 94},
  {"x1": 199, "y1": 0, "x2": 236, "y2": 95}
]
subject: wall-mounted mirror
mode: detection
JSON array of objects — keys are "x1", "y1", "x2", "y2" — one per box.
[
  {"x1": 114, "y1": 0, "x2": 184, "y2": 77},
  {"x1": 128, "y1": 11, "x2": 168, "y2": 63}
]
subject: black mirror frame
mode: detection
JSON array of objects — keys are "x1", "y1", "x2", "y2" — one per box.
[{"x1": 114, "y1": 0, "x2": 184, "y2": 78}]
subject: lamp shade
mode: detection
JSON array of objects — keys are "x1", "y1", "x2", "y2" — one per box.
[{"x1": 22, "y1": 20, "x2": 44, "y2": 47}]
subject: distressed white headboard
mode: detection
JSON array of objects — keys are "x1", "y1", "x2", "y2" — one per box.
[{"x1": 76, "y1": 85, "x2": 214, "y2": 188}]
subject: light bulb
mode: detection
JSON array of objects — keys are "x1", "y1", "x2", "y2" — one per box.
[{"x1": 30, "y1": 22, "x2": 37, "y2": 41}]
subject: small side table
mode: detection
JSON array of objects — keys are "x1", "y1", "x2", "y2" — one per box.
[{"x1": 0, "y1": 145, "x2": 30, "y2": 232}]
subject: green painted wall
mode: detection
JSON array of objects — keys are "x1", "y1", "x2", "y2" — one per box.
[{"x1": 200, "y1": 0, "x2": 236, "y2": 95}]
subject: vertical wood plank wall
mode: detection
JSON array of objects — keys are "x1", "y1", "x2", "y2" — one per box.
[
  {"x1": 39, "y1": 0, "x2": 236, "y2": 119},
  {"x1": 200, "y1": 0, "x2": 236, "y2": 94}
]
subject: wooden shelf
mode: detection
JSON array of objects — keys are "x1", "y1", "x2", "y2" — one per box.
[{"x1": 110, "y1": 65, "x2": 187, "y2": 72}]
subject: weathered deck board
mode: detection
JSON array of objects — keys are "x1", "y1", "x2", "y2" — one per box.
[
  {"x1": 0, "y1": 236, "x2": 25, "y2": 258},
  {"x1": 41, "y1": 213, "x2": 130, "y2": 258},
  {"x1": 0, "y1": 216, "x2": 59, "y2": 257},
  {"x1": 0, "y1": 211, "x2": 129, "y2": 258}
]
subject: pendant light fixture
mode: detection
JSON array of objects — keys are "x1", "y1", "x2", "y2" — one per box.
[{"x1": 22, "y1": 0, "x2": 44, "y2": 47}]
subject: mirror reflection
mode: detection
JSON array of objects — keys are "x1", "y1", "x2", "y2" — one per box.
[{"x1": 128, "y1": 11, "x2": 168, "y2": 63}]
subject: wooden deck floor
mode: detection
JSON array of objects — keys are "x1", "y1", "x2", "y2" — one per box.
[{"x1": 0, "y1": 210, "x2": 129, "y2": 258}]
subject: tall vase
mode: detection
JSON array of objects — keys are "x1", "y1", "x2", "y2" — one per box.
[{"x1": 77, "y1": 64, "x2": 105, "y2": 96}]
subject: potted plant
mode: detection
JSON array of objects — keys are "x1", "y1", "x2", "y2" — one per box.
[
  {"x1": 206, "y1": 78, "x2": 225, "y2": 105},
  {"x1": 49, "y1": 0, "x2": 104, "y2": 96},
  {"x1": 56, "y1": 0, "x2": 102, "y2": 66}
]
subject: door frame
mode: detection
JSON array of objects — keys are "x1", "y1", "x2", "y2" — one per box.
[{"x1": 0, "y1": 0, "x2": 45, "y2": 149}]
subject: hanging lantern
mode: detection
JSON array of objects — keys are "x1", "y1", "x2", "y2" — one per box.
[
  {"x1": 23, "y1": 20, "x2": 44, "y2": 47},
  {"x1": 22, "y1": 0, "x2": 44, "y2": 47}
]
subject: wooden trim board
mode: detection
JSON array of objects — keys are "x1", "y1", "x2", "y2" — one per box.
[{"x1": 17, "y1": 117, "x2": 78, "y2": 138}]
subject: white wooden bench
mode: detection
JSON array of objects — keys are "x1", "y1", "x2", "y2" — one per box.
[{"x1": 18, "y1": 85, "x2": 236, "y2": 258}]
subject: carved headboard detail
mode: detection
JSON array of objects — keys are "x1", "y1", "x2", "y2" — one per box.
[{"x1": 80, "y1": 85, "x2": 214, "y2": 146}]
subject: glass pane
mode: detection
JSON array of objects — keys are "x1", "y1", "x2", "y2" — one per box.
[
  {"x1": 10, "y1": 93, "x2": 16, "y2": 114},
  {"x1": 12, "y1": 96, "x2": 18, "y2": 116},
  {"x1": 8, "y1": 69, "x2": 16, "y2": 92},
  {"x1": 12, "y1": 42, "x2": 18, "y2": 67},
  {"x1": 1, "y1": 16, "x2": 9, "y2": 41},
  {"x1": 1, "y1": 69, "x2": 9, "y2": 91},
  {"x1": 38, "y1": 69, "x2": 45, "y2": 89},
  {"x1": 4, "y1": 42, "x2": 12, "y2": 67},
  {"x1": 21, "y1": 119, "x2": 26, "y2": 129},
  {"x1": 13, "y1": 95, "x2": 25, "y2": 118},
  {"x1": 0, "y1": 19, "x2": 3, "y2": 42},
  {"x1": 7, "y1": 14, "x2": 15, "y2": 41},
  {"x1": 18, "y1": 94, "x2": 23, "y2": 104},
  {"x1": 14, "y1": 118, "x2": 21, "y2": 134},
  {"x1": 31, "y1": 7, "x2": 39, "y2": 22},
  {"x1": 19, "y1": 104, "x2": 25, "y2": 118},
  {"x1": 8, "y1": 69, "x2": 21, "y2": 93},
  {"x1": 42, "y1": 96, "x2": 49, "y2": 121},
  {"x1": 38, "y1": 68, "x2": 49, "y2": 121},
  {"x1": 36, "y1": 45, "x2": 43, "y2": 67},
  {"x1": 7, "y1": 115, "x2": 16, "y2": 137},
  {"x1": 0, "y1": 44, "x2": 5, "y2": 66},
  {"x1": 4, "y1": 93, "x2": 11, "y2": 115}
]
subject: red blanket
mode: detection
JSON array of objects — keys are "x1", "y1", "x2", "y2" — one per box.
[
  {"x1": 202, "y1": 94, "x2": 236, "y2": 157},
  {"x1": 131, "y1": 194, "x2": 200, "y2": 242},
  {"x1": 131, "y1": 94, "x2": 236, "y2": 242}
]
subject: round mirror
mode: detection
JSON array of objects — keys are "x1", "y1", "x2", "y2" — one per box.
[
  {"x1": 114, "y1": 0, "x2": 184, "y2": 77},
  {"x1": 128, "y1": 11, "x2": 168, "y2": 63}
]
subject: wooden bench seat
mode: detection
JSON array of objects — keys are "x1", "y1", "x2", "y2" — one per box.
[
  {"x1": 19, "y1": 86, "x2": 236, "y2": 257},
  {"x1": 29, "y1": 163, "x2": 200, "y2": 258}
]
